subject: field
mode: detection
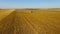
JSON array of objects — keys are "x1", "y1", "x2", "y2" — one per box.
[
  {"x1": 0, "y1": 9, "x2": 60, "y2": 34},
  {"x1": 0, "y1": 9, "x2": 14, "y2": 20}
]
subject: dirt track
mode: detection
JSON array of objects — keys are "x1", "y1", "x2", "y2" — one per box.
[{"x1": 0, "y1": 10, "x2": 60, "y2": 34}]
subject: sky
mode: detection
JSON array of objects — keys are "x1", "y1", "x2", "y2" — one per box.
[{"x1": 0, "y1": 0, "x2": 60, "y2": 8}]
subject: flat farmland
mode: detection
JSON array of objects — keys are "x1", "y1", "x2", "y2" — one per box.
[
  {"x1": 0, "y1": 9, "x2": 14, "y2": 20},
  {"x1": 0, "y1": 9, "x2": 60, "y2": 34}
]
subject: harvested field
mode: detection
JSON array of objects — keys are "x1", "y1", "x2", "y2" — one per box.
[
  {"x1": 0, "y1": 9, "x2": 60, "y2": 34},
  {"x1": 0, "y1": 9, "x2": 14, "y2": 20}
]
